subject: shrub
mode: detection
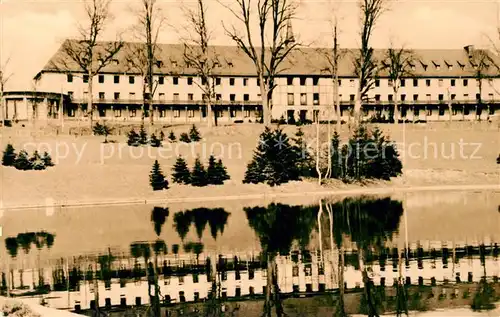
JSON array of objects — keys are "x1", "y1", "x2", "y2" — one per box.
[
  {"x1": 139, "y1": 124, "x2": 148, "y2": 145},
  {"x1": 2, "y1": 143, "x2": 16, "y2": 166},
  {"x1": 172, "y1": 156, "x2": 191, "y2": 184},
  {"x1": 14, "y1": 150, "x2": 32, "y2": 171},
  {"x1": 168, "y1": 131, "x2": 176, "y2": 142},
  {"x1": 92, "y1": 122, "x2": 113, "y2": 143},
  {"x1": 127, "y1": 129, "x2": 140, "y2": 146},
  {"x1": 150, "y1": 133, "x2": 162, "y2": 147},
  {"x1": 190, "y1": 157, "x2": 208, "y2": 187},
  {"x1": 243, "y1": 127, "x2": 300, "y2": 186},
  {"x1": 189, "y1": 124, "x2": 202, "y2": 142},
  {"x1": 42, "y1": 152, "x2": 54, "y2": 167},
  {"x1": 30, "y1": 151, "x2": 46, "y2": 170},
  {"x1": 150, "y1": 160, "x2": 168, "y2": 191},
  {"x1": 293, "y1": 128, "x2": 314, "y2": 177},
  {"x1": 179, "y1": 132, "x2": 191, "y2": 143}
]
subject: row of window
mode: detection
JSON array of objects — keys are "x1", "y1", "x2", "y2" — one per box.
[
  {"x1": 69, "y1": 91, "x2": 257, "y2": 101},
  {"x1": 75, "y1": 108, "x2": 255, "y2": 118},
  {"x1": 67, "y1": 74, "x2": 488, "y2": 88}
]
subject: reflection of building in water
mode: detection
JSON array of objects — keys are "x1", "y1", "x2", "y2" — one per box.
[{"x1": 3, "y1": 243, "x2": 499, "y2": 312}]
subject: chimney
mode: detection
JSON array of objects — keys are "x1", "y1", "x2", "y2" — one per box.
[{"x1": 464, "y1": 45, "x2": 475, "y2": 57}]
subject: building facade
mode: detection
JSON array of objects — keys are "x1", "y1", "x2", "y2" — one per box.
[{"x1": 4, "y1": 41, "x2": 500, "y2": 124}]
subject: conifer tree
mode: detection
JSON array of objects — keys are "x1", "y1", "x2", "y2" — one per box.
[
  {"x1": 206, "y1": 155, "x2": 221, "y2": 185},
  {"x1": 330, "y1": 131, "x2": 343, "y2": 179},
  {"x1": 150, "y1": 160, "x2": 168, "y2": 191},
  {"x1": 2, "y1": 143, "x2": 16, "y2": 166},
  {"x1": 179, "y1": 132, "x2": 191, "y2": 143},
  {"x1": 243, "y1": 160, "x2": 265, "y2": 184},
  {"x1": 139, "y1": 124, "x2": 148, "y2": 145},
  {"x1": 30, "y1": 151, "x2": 46, "y2": 170},
  {"x1": 172, "y1": 156, "x2": 191, "y2": 184},
  {"x1": 14, "y1": 150, "x2": 32, "y2": 170},
  {"x1": 150, "y1": 133, "x2": 162, "y2": 147},
  {"x1": 127, "y1": 129, "x2": 140, "y2": 146},
  {"x1": 42, "y1": 152, "x2": 54, "y2": 167},
  {"x1": 293, "y1": 128, "x2": 314, "y2": 177},
  {"x1": 190, "y1": 157, "x2": 208, "y2": 187},
  {"x1": 215, "y1": 159, "x2": 230, "y2": 182},
  {"x1": 92, "y1": 122, "x2": 113, "y2": 143},
  {"x1": 189, "y1": 124, "x2": 201, "y2": 142},
  {"x1": 168, "y1": 130, "x2": 176, "y2": 142}
]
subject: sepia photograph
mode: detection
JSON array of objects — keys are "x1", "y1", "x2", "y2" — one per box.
[{"x1": 0, "y1": 0, "x2": 499, "y2": 316}]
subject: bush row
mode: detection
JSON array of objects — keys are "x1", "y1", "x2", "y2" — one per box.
[{"x1": 2, "y1": 144, "x2": 54, "y2": 171}]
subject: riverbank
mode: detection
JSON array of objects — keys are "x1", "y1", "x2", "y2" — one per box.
[{"x1": 0, "y1": 122, "x2": 498, "y2": 208}]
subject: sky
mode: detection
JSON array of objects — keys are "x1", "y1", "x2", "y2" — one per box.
[{"x1": 0, "y1": 0, "x2": 498, "y2": 90}]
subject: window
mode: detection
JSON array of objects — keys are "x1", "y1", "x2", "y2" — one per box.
[
  {"x1": 413, "y1": 94, "x2": 418, "y2": 101},
  {"x1": 67, "y1": 74, "x2": 73, "y2": 83},
  {"x1": 230, "y1": 94, "x2": 236, "y2": 102},
  {"x1": 243, "y1": 78, "x2": 248, "y2": 86},
  {"x1": 159, "y1": 93, "x2": 165, "y2": 100},
  {"x1": 158, "y1": 76, "x2": 164, "y2": 85},
  {"x1": 388, "y1": 79, "x2": 393, "y2": 87},
  {"x1": 98, "y1": 75, "x2": 104, "y2": 83},
  {"x1": 218, "y1": 109, "x2": 224, "y2": 117},
  {"x1": 338, "y1": 79, "x2": 342, "y2": 86},
  {"x1": 489, "y1": 106, "x2": 495, "y2": 115},
  {"x1": 188, "y1": 109, "x2": 194, "y2": 118},
  {"x1": 83, "y1": 75, "x2": 89, "y2": 83},
  {"x1": 255, "y1": 78, "x2": 260, "y2": 86},
  {"x1": 287, "y1": 77, "x2": 294, "y2": 85},
  {"x1": 426, "y1": 79, "x2": 431, "y2": 87},
  {"x1": 464, "y1": 107, "x2": 470, "y2": 115},
  {"x1": 129, "y1": 92, "x2": 136, "y2": 100},
  {"x1": 464, "y1": 93, "x2": 469, "y2": 100},
  {"x1": 489, "y1": 93, "x2": 494, "y2": 101},
  {"x1": 173, "y1": 93, "x2": 179, "y2": 101},
  {"x1": 215, "y1": 77, "x2": 221, "y2": 85},
  {"x1": 114, "y1": 92, "x2": 120, "y2": 100},
  {"x1": 129, "y1": 76, "x2": 135, "y2": 84},
  {"x1": 300, "y1": 93, "x2": 307, "y2": 105},
  {"x1": 453, "y1": 107, "x2": 458, "y2": 115},
  {"x1": 438, "y1": 94, "x2": 444, "y2": 101},
  {"x1": 245, "y1": 110, "x2": 250, "y2": 117},
  {"x1": 216, "y1": 94, "x2": 222, "y2": 100},
  {"x1": 451, "y1": 94, "x2": 456, "y2": 100},
  {"x1": 375, "y1": 94, "x2": 381, "y2": 102},
  {"x1": 173, "y1": 109, "x2": 180, "y2": 117},
  {"x1": 114, "y1": 108, "x2": 121, "y2": 117},
  {"x1": 401, "y1": 79, "x2": 405, "y2": 87},
  {"x1": 414, "y1": 107, "x2": 420, "y2": 116},
  {"x1": 156, "y1": 60, "x2": 163, "y2": 67},
  {"x1": 68, "y1": 108, "x2": 75, "y2": 117},
  {"x1": 230, "y1": 78, "x2": 235, "y2": 86},
  {"x1": 300, "y1": 77, "x2": 307, "y2": 86},
  {"x1": 438, "y1": 79, "x2": 443, "y2": 87},
  {"x1": 173, "y1": 77, "x2": 179, "y2": 85},
  {"x1": 476, "y1": 93, "x2": 481, "y2": 101},
  {"x1": 413, "y1": 79, "x2": 418, "y2": 87},
  {"x1": 375, "y1": 79, "x2": 380, "y2": 87},
  {"x1": 114, "y1": 75, "x2": 120, "y2": 84},
  {"x1": 287, "y1": 93, "x2": 294, "y2": 105},
  {"x1": 349, "y1": 79, "x2": 355, "y2": 87},
  {"x1": 463, "y1": 79, "x2": 468, "y2": 86},
  {"x1": 187, "y1": 77, "x2": 193, "y2": 85},
  {"x1": 349, "y1": 94, "x2": 355, "y2": 101},
  {"x1": 230, "y1": 109, "x2": 237, "y2": 118},
  {"x1": 159, "y1": 108, "x2": 166, "y2": 118},
  {"x1": 99, "y1": 92, "x2": 105, "y2": 99},
  {"x1": 427, "y1": 108, "x2": 432, "y2": 116},
  {"x1": 439, "y1": 107, "x2": 445, "y2": 116},
  {"x1": 201, "y1": 78, "x2": 207, "y2": 85},
  {"x1": 68, "y1": 91, "x2": 74, "y2": 99},
  {"x1": 476, "y1": 79, "x2": 480, "y2": 87},
  {"x1": 130, "y1": 109, "x2": 137, "y2": 117},
  {"x1": 388, "y1": 94, "x2": 393, "y2": 101},
  {"x1": 451, "y1": 79, "x2": 455, "y2": 87},
  {"x1": 313, "y1": 77, "x2": 319, "y2": 86},
  {"x1": 401, "y1": 94, "x2": 406, "y2": 102},
  {"x1": 187, "y1": 93, "x2": 193, "y2": 101},
  {"x1": 313, "y1": 93, "x2": 319, "y2": 105},
  {"x1": 426, "y1": 94, "x2": 431, "y2": 101},
  {"x1": 243, "y1": 94, "x2": 249, "y2": 101}
]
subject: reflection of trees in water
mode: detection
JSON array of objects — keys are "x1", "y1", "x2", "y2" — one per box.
[
  {"x1": 244, "y1": 203, "x2": 318, "y2": 317},
  {"x1": 173, "y1": 208, "x2": 230, "y2": 241},
  {"x1": 151, "y1": 207, "x2": 169, "y2": 237}
]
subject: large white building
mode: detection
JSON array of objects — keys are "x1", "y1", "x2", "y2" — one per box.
[{"x1": 3, "y1": 40, "x2": 500, "y2": 124}]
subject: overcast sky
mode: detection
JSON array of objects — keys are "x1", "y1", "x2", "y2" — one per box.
[{"x1": 1, "y1": 0, "x2": 498, "y2": 90}]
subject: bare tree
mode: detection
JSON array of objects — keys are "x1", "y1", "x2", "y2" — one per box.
[
  {"x1": 55, "y1": 0, "x2": 123, "y2": 129},
  {"x1": 0, "y1": 57, "x2": 12, "y2": 125},
  {"x1": 127, "y1": 0, "x2": 165, "y2": 127},
  {"x1": 182, "y1": 0, "x2": 218, "y2": 128},
  {"x1": 382, "y1": 45, "x2": 414, "y2": 125},
  {"x1": 221, "y1": 0, "x2": 299, "y2": 126},
  {"x1": 467, "y1": 48, "x2": 494, "y2": 120},
  {"x1": 353, "y1": 0, "x2": 386, "y2": 124}
]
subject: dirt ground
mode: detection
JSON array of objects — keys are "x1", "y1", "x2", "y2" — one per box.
[{"x1": 0, "y1": 121, "x2": 498, "y2": 207}]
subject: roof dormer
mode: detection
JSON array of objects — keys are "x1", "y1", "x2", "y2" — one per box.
[
  {"x1": 432, "y1": 61, "x2": 440, "y2": 70},
  {"x1": 419, "y1": 60, "x2": 428, "y2": 71}
]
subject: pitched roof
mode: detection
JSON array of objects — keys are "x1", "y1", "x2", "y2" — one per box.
[{"x1": 40, "y1": 39, "x2": 500, "y2": 78}]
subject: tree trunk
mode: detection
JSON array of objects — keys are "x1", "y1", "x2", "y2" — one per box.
[
  {"x1": 393, "y1": 90, "x2": 399, "y2": 125},
  {"x1": 354, "y1": 86, "x2": 362, "y2": 125},
  {"x1": 315, "y1": 114, "x2": 322, "y2": 185},
  {"x1": 260, "y1": 79, "x2": 271, "y2": 126},
  {"x1": 88, "y1": 72, "x2": 94, "y2": 130}
]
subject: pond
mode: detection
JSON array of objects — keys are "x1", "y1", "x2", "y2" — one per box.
[{"x1": 0, "y1": 190, "x2": 499, "y2": 316}]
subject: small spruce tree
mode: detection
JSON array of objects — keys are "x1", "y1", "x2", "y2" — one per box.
[
  {"x1": 215, "y1": 159, "x2": 230, "y2": 182},
  {"x1": 189, "y1": 124, "x2": 201, "y2": 142},
  {"x1": 293, "y1": 128, "x2": 314, "y2": 177},
  {"x1": 127, "y1": 129, "x2": 140, "y2": 146},
  {"x1": 190, "y1": 157, "x2": 208, "y2": 187},
  {"x1": 42, "y1": 152, "x2": 54, "y2": 167},
  {"x1": 179, "y1": 132, "x2": 191, "y2": 143},
  {"x1": 92, "y1": 122, "x2": 113, "y2": 143},
  {"x1": 206, "y1": 155, "x2": 221, "y2": 185},
  {"x1": 150, "y1": 160, "x2": 168, "y2": 191},
  {"x1": 2, "y1": 143, "x2": 16, "y2": 166},
  {"x1": 14, "y1": 150, "x2": 33, "y2": 170},
  {"x1": 150, "y1": 133, "x2": 162, "y2": 147},
  {"x1": 168, "y1": 131, "x2": 176, "y2": 142},
  {"x1": 139, "y1": 124, "x2": 148, "y2": 145},
  {"x1": 172, "y1": 156, "x2": 191, "y2": 184},
  {"x1": 30, "y1": 151, "x2": 46, "y2": 170}
]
